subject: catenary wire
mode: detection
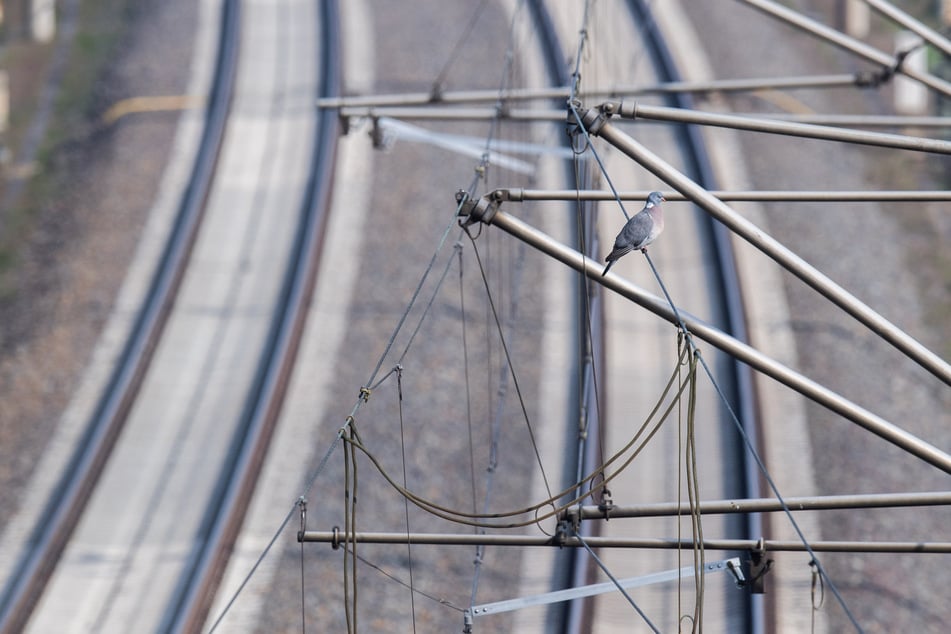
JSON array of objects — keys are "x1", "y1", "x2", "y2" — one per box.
[
  {"x1": 341, "y1": 343, "x2": 692, "y2": 530},
  {"x1": 396, "y1": 368, "x2": 419, "y2": 633},
  {"x1": 573, "y1": 529, "x2": 661, "y2": 633},
  {"x1": 565, "y1": 74, "x2": 865, "y2": 625}
]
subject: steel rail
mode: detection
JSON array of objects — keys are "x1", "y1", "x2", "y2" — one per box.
[
  {"x1": 164, "y1": 1, "x2": 341, "y2": 632},
  {"x1": 521, "y1": 1, "x2": 595, "y2": 631},
  {"x1": 571, "y1": 491, "x2": 951, "y2": 520},
  {"x1": 579, "y1": 106, "x2": 951, "y2": 387},
  {"x1": 459, "y1": 205, "x2": 951, "y2": 474},
  {"x1": 623, "y1": 2, "x2": 762, "y2": 632},
  {"x1": 736, "y1": 0, "x2": 951, "y2": 98},
  {"x1": 858, "y1": 0, "x2": 951, "y2": 58},
  {"x1": 0, "y1": 1, "x2": 242, "y2": 631},
  {"x1": 616, "y1": 102, "x2": 951, "y2": 153},
  {"x1": 300, "y1": 531, "x2": 951, "y2": 554},
  {"x1": 500, "y1": 188, "x2": 951, "y2": 202}
]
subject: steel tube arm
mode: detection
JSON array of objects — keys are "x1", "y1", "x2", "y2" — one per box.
[
  {"x1": 579, "y1": 109, "x2": 951, "y2": 388},
  {"x1": 573, "y1": 491, "x2": 951, "y2": 519},
  {"x1": 462, "y1": 205, "x2": 951, "y2": 474},
  {"x1": 501, "y1": 189, "x2": 951, "y2": 203},
  {"x1": 616, "y1": 102, "x2": 951, "y2": 154},
  {"x1": 736, "y1": 0, "x2": 951, "y2": 97},
  {"x1": 859, "y1": 0, "x2": 951, "y2": 58},
  {"x1": 300, "y1": 530, "x2": 951, "y2": 553}
]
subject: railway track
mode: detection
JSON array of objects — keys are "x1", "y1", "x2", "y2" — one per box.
[
  {"x1": 285, "y1": 0, "x2": 763, "y2": 630},
  {"x1": 0, "y1": 0, "x2": 240, "y2": 629},
  {"x1": 529, "y1": 1, "x2": 762, "y2": 631},
  {"x1": 0, "y1": 0, "x2": 339, "y2": 630}
]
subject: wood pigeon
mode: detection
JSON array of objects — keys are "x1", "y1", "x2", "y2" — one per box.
[{"x1": 602, "y1": 191, "x2": 666, "y2": 276}]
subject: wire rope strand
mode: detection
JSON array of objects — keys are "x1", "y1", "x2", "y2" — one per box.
[
  {"x1": 456, "y1": 242, "x2": 479, "y2": 517},
  {"x1": 686, "y1": 349, "x2": 704, "y2": 631},
  {"x1": 397, "y1": 230, "x2": 465, "y2": 366},
  {"x1": 466, "y1": 230, "x2": 553, "y2": 500},
  {"x1": 365, "y1": 201, "x2": 470, "y2": 390},
  {"x1": 643, "y1": 250, "x2": 864, "y2": 631},
  {"x1": 299, "y1": 498, "x2": 307, "y2": 634},
  {"x1": 573, "y1": 530, "x2": 661, "y2": 634},
  {"x1": 341, "y1": 346, "x2": 693, "y2": 530},
  {"x1": 346, "y1": 547, "x2": 466, "y2": 613},
  {"x1": 676, "y1": 333, "x2": 686, "y2": 626},
  {"x1": 396, "y1": 368, "x2": 419, "y2": 633},
  {"x1": 206, "y1": 503, "x2": 298, "y2": 633},
  {"x1": 431, "y1": 0, "x2": 491, "y2": 94},
  {"x1": 691, "y1": 349, "x2": 866, "y2": 633},
  {"x1": 342, "y1": 424, "x2": 353, "y2": 634},
  {"x1": 573, "y1": 110, "x2": 863, "y2": 626}
]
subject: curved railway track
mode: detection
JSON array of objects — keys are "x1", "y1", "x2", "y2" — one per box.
[
  {"x1": 0, "y1": 0, "x2": 240, "y2": 630},
  {"x1": 529, "y1": 1, "x2": 762, "y2": 631},
  {"x1": 0, "y1": 0, "x2": 340, "y2": 631}
]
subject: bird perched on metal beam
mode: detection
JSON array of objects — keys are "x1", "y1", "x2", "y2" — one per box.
[{"x1": 602, "y1": 191, "x2": 666, "y2": 276}]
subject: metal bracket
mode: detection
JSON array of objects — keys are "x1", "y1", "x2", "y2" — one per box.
[
  {"x1": 465, "y1": 557, "x2": 745, "y2": 622},
  {"x1": 566, "y1": 99, "x2": 613, "y2": 140},
  {"x1": 748, "y1": 537, "x2": 773, "y2": 594},
  {"x1": 456, "y1": 190, "x2": 502, "y2": 226},
  {"x1": 296, "y1": 497, "x2": 307, "y2": 542},
  {"x1": 598, "y1": 488, "x2": 614, "y2": 519}
]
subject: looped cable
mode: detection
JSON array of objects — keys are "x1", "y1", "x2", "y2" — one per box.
[{"x1": 810, "y1": 558, "x2": 826, "y2": 633}]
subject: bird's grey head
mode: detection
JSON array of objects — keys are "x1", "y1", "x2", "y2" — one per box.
[{"x1": 646, "y1": 191, "x2": 665, "y2": 207}]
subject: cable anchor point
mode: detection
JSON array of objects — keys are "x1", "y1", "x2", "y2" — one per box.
[
  {"x1": 598, "y1": 487, "x2": 614, "y2": 520},
  {"x1": 748, "y1": 537, "x2": 774, "y2": 594},
  {"x1": 297, "y1": 497, "x2": 308, "y2": 542},
  {"x1": 457, "y1": 190, "x2": 500, "y2": 227}
]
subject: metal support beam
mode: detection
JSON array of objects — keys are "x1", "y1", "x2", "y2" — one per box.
[
  {"x1": 498, "y1": 188, "x2": 951, "y2": 203},
  {"x1": 571, "y1": 491, "x2": 951, "y2": 520},
  {"x1": 747, "y1": 113, "x2": 951, "y2": 128},
  {"x1": 859, "y1": 0, "x2": 951, "y2": 57},
  {"x1": 315, "y1": 73, "x2": 871, "y2": 109},
  {"x1": 337, "y1": 105, "x2": 951, "y2": 135},
  {"x1": 458, "y1": 202, "x2": 951, "y2": 474},
  {"x1": 736, "y1": 0, "x2": 951, "y2": 98},
  {"x1": 300, "y1": 530, "x2": 951, "y2": 553},
  {"x1": 577, "y1": 105, "x2": 951, "y2": 388},
  {"x1": 339, "y1": 106, "x2": 564, "y2": 122},
  {"x1": 466, "y1": 558, "x2": 743, "y2": 619},
  {"x1": 614, "y1": 102, "x2": 951, "y2": 153}
]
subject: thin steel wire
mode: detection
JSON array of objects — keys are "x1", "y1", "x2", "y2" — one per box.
[{"x1": 573, "y1": 530, "x2": 661, "y2": 633}]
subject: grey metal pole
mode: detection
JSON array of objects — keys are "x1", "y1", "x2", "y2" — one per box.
[
  {"x1": 501, "y1": 189, "x2": 951, "y2": 202},
  {"x1": 339, "y1": 106, "x2": 565, "y2": 121},
  {"x1": 619, "y1": 102, "x2": 951, "y2": 153},
  {"x1": 578, "y1": 107, "x2": 951, "y2": 388},
  {"x1": 317, "y1": 74, "x2": 866, "y2": 109},
  {"x1": 858, "y1": 0, "x2": 951, "y2": 57},
  {"x1": 722, "y1": 114, "x2": 951, "y2": 128},
  {"x1": 460, "y1": 204, "x2": 951, "y2": 474},
  {"x1": 337, "y1": 105, "x2": 951, "y2": 140},
  {"x1": 574, "y1": 491, "x2": 951, "y2": 519},
  {"x1": 736, "y1": 0, "x2": 951, "y2": 98},
  {"x1": 300, "y1": 530, "x2": 951, "y2": 553}
]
